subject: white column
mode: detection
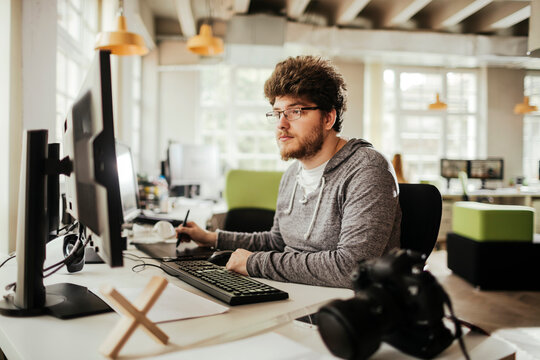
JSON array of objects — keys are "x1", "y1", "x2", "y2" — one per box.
[{"x1": 486, "y1": 67, "x2": 526, "y2": 185}]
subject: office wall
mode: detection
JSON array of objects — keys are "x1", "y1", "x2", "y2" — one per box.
[
  {"x1": 334, "y1": 60, "x2": 365, "y2": 139},
  {"x1": 0, "y1": 0, "x2": 22, "y2": 254},
  {"x1": 1, "y1": 1, "x2": 14, "y2": 253},
  {"x1": 158, "y1": 70, "x2": 199, "y2": 161},
  {"x1": 486, "y1": 68, "x2": 526, "y2": 184},
  {"x1": 140, "y1": 48, "x2": 160, "y2": 175}
]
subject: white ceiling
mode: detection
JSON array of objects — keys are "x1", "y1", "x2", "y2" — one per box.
[
  {"x1": 144, "y1": 0, "x2": 531, "y2": 36},
  {"x1": 141, "y1": 0, "x2": 540, "y2": 69}
]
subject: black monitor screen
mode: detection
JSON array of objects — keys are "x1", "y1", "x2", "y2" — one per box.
[
  {"x1": 116, "y1": 142, "x2": 139, "y2": 222},
  {"x1": 469, "y1": 159, "x2": 504, "y2": 180},
  {"x1": 440, "y1": 159, "x2": 469, "y2": 179},
  {"x1": 63, "y1": 50, "x2": 123, "y2": 267}
]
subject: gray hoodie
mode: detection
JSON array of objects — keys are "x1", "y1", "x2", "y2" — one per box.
[{"x1": 216, "y1": 138, "x2": 401, "y2": 288}]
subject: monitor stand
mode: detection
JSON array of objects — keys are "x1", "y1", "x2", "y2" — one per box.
[
  {"x1": 0, "y1": 130, "x2": 112, "y2": 319},
  {"x1": 0, "y1": 283, "x2": 111, "y2": 319},
  {"x1": 479, "y1": 179, "x2": 496, "y2": 190},
  {"x1": 85, "y1": 247, "x2": 104, "y2": 264}
]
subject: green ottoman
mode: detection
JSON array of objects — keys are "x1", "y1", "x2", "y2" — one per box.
[{"x1": 452, "y1": 202, "x2": 534, "y2": 242}]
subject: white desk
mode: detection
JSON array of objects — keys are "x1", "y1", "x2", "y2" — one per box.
[
  {"x1": 0, "y1": 240, "x2": 351, "y2": 360},
  {"x1": 0, "y1": 244, "x2": 517, "y2": 360}
]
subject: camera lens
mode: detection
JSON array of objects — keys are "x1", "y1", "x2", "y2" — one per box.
[{"x1": 318, "y1": 297, "x2": 384, "y2": 359}]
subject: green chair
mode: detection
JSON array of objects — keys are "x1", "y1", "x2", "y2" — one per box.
[{"x1": 223, "y1": 169, "x2": 283, "y2": 232}]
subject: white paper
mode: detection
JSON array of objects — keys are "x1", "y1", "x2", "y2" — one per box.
[
  {"x1": 92, "y1": 284, "x2": 228, "y2": 323},
  {"x1": 149, "y1": 332, "x2": 336, "y2": 360}
]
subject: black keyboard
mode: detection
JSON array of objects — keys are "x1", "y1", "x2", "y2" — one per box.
[{"x1": 161, "y1": 260, "x2": 289, "y2": 305}]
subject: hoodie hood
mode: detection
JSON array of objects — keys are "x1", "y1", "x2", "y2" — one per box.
[{"x1": 324, "y1": 138, "x2": 373, "y2": 174}]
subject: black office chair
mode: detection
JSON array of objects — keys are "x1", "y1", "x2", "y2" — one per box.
[
  {"x1": 223, "y1": 208, "x2": 275, "y2": 232},
  {"x1": 398, "y1": 183, "x2": 442, "y2": 257}
]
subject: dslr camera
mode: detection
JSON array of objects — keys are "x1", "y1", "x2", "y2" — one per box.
[{"x1": 317, "y1": 249, "x2": 459, "y2": 359}]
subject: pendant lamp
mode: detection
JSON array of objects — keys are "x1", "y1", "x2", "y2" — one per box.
[
  {"x1": 428, "y1": 93, "x2": 448, "y2": 110},
  {"x1": 514, "y1": 96, "x2": 538, "y2": 114},
  {"x1": 95, "y1": 0, "x2": 148, "y2": 56},
  {"x1": 187, "y1": 24, "x2": 224, "y2": 56}
]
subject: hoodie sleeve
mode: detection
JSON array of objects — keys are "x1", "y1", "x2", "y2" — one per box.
[
  {"x1": 245, "y1": 165, "x2": 400, "y2": 289},
  {"x1": 216, "y1": 213, "x2": 286, "y2": 252}
]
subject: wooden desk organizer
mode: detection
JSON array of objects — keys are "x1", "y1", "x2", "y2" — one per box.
[{"x1": 99, "y1": 276, "x2": 170, "y2": 359}]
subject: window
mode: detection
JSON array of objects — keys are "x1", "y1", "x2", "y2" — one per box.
[
  {"x1": 131, "y1": 56, "x2": 142, "y2": 170},
  {"x1": 56, "y1": 0, "x2": 99, "y2": 143},
  {"x1": 523, "y1": 74, "x2": 540, "y2": 184},
  {"x1": 199, "y1": 65, "x2": 288, "y2": 172},
  {"x1": 382, "y1": 67, "x2": 479, "y2": 182}
]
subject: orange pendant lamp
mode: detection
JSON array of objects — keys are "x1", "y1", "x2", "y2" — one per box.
[
  {"x1": 187, "y1": 24, "x2": 224, "y2": 56},
  {"x1": 514, "y1": 96, "x2": 538, "y2": 114},
  {"x1": 95, "y1": 0, "x2": 148, "y2": 56},
  {"x1": 428, "y1": 93, "x2": 448, "y2": 110}
]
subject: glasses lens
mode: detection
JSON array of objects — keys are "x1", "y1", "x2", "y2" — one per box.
[
  {"x1": 285, "y1": 109, "x2": 302, "y2": 121},
  {"x1": 266, "y1": 111, "x2": 279, "y2": 122}
]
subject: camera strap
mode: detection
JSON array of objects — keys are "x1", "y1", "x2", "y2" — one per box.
[{"x1": 441, "y1": 290, "x2": 471, "y2": 360}]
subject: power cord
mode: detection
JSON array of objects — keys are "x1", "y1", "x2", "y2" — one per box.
[
  {"x1": 122, "y1": 252, "x2": 170, "y2": 274},
  {"x1": 3, "y1": 222, "x2": 86, "y2": 291},
  {"x1": 43, "y1": 223, "x2": 88, "y2": 278},
  {"x1": 0, "y1": 254, "x2": 16, "y2": 269}
]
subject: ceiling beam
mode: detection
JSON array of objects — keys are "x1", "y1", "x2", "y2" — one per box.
[
  {"x1": 468, "y1": 3, "x2": 530, "y2": 32},
  {"x1": 381, "y1": 0, "x2": 432, "y2": 27},
  {"x1": 488, "y1": 4, "x2": 530, "y2": 30},
  {"x1": 286, "y1": 0, "x2": 311, "y2": 19},
  {"x1": 233, "y1": 0, "x2": 251, "y2": 14},
  {"x1": 430, "y1": 0, "x2": 493, "y2": 29},
  {"x1": 174, "y1": 0, "x2": 196, "y2": 37},
  {"x1": 335, "y1": 0, "x2": 372, "y2": 25}
]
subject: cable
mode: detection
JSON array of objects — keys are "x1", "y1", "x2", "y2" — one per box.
[
  {"x1": 0, "y1": 255, "x2": 16, "y2": 269},
  {"x1": 122, "y1": 252, "x2": 169, "y2": 274},
  {"x1": 131, "y1": 263, "x2": 164, "y2": 273},
  {"x1": 44, "y1": 225, "x2": 89, "y2": 277}
]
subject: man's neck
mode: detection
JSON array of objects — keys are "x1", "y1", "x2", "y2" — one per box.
[{"x1": 300, "y1": 134, "x2": 345, "y2": 170}]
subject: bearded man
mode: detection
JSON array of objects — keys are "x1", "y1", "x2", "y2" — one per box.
[{"x1": 177, "y1": 56, "x2": 401, "y2": 288}]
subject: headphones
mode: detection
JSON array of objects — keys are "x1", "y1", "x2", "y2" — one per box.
[{"x1": 62, "y1": 234, "x2": 86, "y2": 273}]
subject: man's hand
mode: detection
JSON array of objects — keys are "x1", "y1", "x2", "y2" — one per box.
[
  {"x1": 176, "y1": 221, "x2": 217, "y2": 248},
  {"x1": 225, "y1": 249, "x2": 253, "y2": 276}
]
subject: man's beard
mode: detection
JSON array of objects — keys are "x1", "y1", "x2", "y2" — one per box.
[{"x1": 277, "y1": 121, "x2": 325, "y2": 161}]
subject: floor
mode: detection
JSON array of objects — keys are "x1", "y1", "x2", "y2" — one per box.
[{"x1": 427, "y1": 250, "x2": 540, "y2": 359}]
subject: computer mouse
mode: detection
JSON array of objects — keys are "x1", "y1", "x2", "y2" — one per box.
[{"x1": 207, "y1": 250, "x2": 234, "y2": 266}]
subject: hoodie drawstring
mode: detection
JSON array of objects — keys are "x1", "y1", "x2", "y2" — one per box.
[
  {"x1": 284, "y1": 180, "x2": 298, "y2": 215},
  {"x1": 304, "y1": 177, "x2": 325, "y2": 240}
]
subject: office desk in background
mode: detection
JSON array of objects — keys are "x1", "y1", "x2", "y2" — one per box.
[
  {"x1": 0, "y1": 246, "x2": 523, "y2": 359},
  {"x1": 438, "y1": 188, "x2": 540, "y2": 244}
]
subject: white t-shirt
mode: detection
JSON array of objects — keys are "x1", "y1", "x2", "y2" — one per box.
[{"x1": 296, "y1": 160, "x2": 328, "y2": 198}]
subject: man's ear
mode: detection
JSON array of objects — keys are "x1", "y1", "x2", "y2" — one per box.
[{"x1": 324, "y1": 109, "x2": 337, "y2": 131}]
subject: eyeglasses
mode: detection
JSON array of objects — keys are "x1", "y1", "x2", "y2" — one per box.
[{"x1": 265, "y1": 107, "x2": 320, "y2": 122}]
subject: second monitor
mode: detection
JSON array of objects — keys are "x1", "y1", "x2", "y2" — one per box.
[{"x1": 166, "y1": 143, "x2": 220, "y2": 198}]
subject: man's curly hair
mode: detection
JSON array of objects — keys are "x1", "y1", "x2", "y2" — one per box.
[{"x1": 264, "y1": 56, "x2": 347, "y2": 132}]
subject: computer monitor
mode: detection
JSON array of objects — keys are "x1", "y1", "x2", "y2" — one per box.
[
  {"x1": 469, "y1": 158, "x2": 504, "y2": 189},
  {"x1": 116, "y1": 142, "x2": 140, "y2": 223},
  {"x1": 63, "y1": 51, "x2": 124, "y2": 267},
  {"x1": 440, "y1": 159, "x2": 469, "y2": 189},
  {"x1": 167, "y1": 143, "x2": 220, "y2": 197},
  {"x1": 0, "y1": 50, "x2": 123, "y2": 319}
]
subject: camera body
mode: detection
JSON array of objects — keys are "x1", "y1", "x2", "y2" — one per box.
[{"x1": 317, "y1": 249, "x2": 455, "y2": 359}]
